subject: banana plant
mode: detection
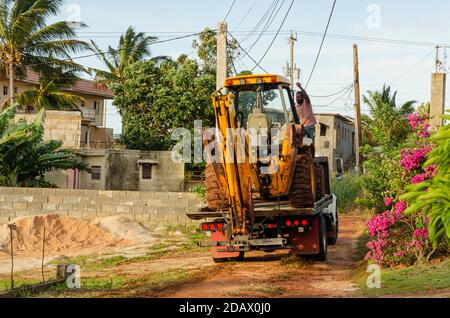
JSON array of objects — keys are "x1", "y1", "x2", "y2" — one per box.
[
  {"x1": 400, "y1": 112, "x2": 450, "y2": 248},
  {"x1": 0, "y1": 105, "x2": 89, "y2": 187}
]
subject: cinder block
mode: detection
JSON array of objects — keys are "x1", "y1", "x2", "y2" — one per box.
[
  {"x1": 156, "y1": 206, "x2": 177, "y2": 214},
  {"x1": 42, "y1": 203, "x2": 58, "y2": 212},
  {"x1": 98, "y1": 190, "x2": 114, "y2": 198},
  {"x1": 134, "y1": 213, "x2": 150, "y2": 223},
  {"x1": 146, "y1": 199, "x2": 162, "y2": 207},
  {"x1": 48, "y1": 196, "x2": 63, "y2": 204},
  {"x1": 96, "y1": 212, "x2": 112, "y2": 218},
  {"x1": 125, "y1": 191, "x2": 141, "y2": 199},
  {"x1": 58, "y1": 204, "x2": 73, "y2": 212},
  {"x1": 85, "y1": 205, "x2": 101, "y2": 213},
  {"x1": 68, "y1": 211, "x2": 83, "y2": 218},
  {"x1": 143, "y1": 206, "x2": 158, "y2": 214},
  {"x1": 0, "y1": 188, "x2": 15, "y2": 194},
  {"x1": 130, "y1": 206, "x2": 144, "y2": 213},
  {"x1": 82, "y1": 211, "x2": 97, "y2": 219},
  {"x1": 116, "y1": 206, "x2": 130, "y2": 213},
  {"x1": 32, "y1": 196, "x2": 48, "y2": 203},
  {"x1": 13, "y1": 202, "x2": 28, "y2": 210},
  {"x1": 14, "y1": 210, "x2": 30, "y2": 217},
  {"x1": 0, "y1": 195, "x2": 5, "y2": 202},
  {"x1": 63, "y1": 196, "x2": 79, "y2": 204},
  {"x1": 0, "y1": 202, "x2": 13, "y2": 210},
  {"x1": 101, "y1": 205, "x2": 116, "y2": 213},
  {"x1": 26, "y1": 188, "x2": 42, "y2": 196}
]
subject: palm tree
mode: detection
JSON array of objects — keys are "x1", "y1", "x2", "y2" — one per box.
[
  {"x1": 0, "y1": 105, "x2": 89, "y2": 187},
  {"x1": 91, "y1": 26, "x2": 164, "y2": 85},
  {"x1": 0, "y1": 0, "x2": 91, "y2": 109},
  {"x1": 91, "y1": 26, "x2": 168, "y2": 133},
  {"x1": 363, "y1": 84, "x2": 416, "y2": 145},
  {"x1": 17, "y1": 79, "x2": 85, "y2": 111}
]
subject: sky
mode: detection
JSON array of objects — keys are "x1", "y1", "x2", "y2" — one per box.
[{"x1": 55, "y1": 0, "x2": 450, "y2": 134}]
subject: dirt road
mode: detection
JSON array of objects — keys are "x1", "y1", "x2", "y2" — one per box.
[{"x1": 153, "y1": 215, "x2": 368, "y2": 298}]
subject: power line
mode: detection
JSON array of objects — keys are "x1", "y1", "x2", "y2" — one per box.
[
  {"x1": 245, "y1": 0, "x2": 285, "y2": 54},
  {"x1": 309, "y1": 84, "x2": 353, "y2": 98},
  {"x1": 305, "y1": 0, "x2": 337, "y2": 89},
  {"x1": 238, "y1": 0, "x2": 279, "y2": 44},
  {"x1": 232, "y1": 0, "x2": 257, "y2": 31},
  {"x1": 250, "y1": 0, "x2": 294, "y2": 72},
  {"x1": 26, "y1": 31, "x2": 209, "y2": 68},
  {"x1": 389, "y1": 49, "x2": 435, "y2": 85},
  {"x1": 223, "y1": 0, "x2": 237, "y2": 22},
  {"x1": 227, "y1": 31, "x2": 269, "y2": 74},
  {"x1": 313, "y1": 84, "x2": 353, "y2": 107}
]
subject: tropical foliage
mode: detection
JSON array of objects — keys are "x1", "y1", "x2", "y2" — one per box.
[
  {"x1": 0, "y1": 105, "x2": 88, "y2": 187},
  {"x1": 17, "y1": 79, "x2": 84, "y2": 111},
  {"x1": 401, "y1": 112, "x2": 450, "y2": 248},
  {"x1": 90, "y1": 26, "x2": 163, "y2": 86},
  {"x1": 0, "y1": 0, "x2": 90, "y2": 107},
  {"x1": 110, "y1": 56, "x2": 216, "y2": 151},
  {"x1": 362, "y1": 85, "x2": 416, "y2": 147}
]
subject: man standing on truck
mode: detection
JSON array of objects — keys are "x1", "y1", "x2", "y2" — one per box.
[{"x1": 295, "y1": 83, "x2": 317, "y2": 140}]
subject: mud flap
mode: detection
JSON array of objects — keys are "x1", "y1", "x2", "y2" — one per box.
[
  {"x1": 210, "y1": 231, "x2": 241, "y2": 259},
  {"x1": 290, "y1": 217, "x2": 320, "y2": 255}
]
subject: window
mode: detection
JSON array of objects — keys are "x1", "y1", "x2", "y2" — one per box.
[
  {"x1": 94, "y1": 101, "x2": 101, "y2": 115},
  {"x1": 142, "y1": 164, "x2": 153, "y2": 180},
  {"x1": 320, "y1": 124, "x2": 327, "y2": 137},
  {"x1": 14, "y1": 87, "x2": 18, "y2": 94},
  {"x1": 91, "y1": 166, "x2": 101, "y2": 180},
  {"x1": 3, "y1": 86, "x2": 8, "y2": 96}
]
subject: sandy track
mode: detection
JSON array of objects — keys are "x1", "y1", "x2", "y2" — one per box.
[{"x1": 152, "y1": 215, "x2": 368, "y2": 298}]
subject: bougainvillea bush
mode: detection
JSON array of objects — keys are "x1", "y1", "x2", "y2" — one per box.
[{"x1": 364, "y1": 112, "x2": 447, "y2": 267}]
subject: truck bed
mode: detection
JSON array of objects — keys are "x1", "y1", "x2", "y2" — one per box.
[{"x1": 186, "y1": 194, "x2": 334, "y2": 220}]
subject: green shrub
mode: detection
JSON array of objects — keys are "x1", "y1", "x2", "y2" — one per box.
[{"x1": 331, "y1": 172, "x2": 363, "y2": 211}]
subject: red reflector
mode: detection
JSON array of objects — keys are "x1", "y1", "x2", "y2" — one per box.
[
  {"x1": 201, "y1": 224, "x2": 208, "y2": 231},
  {"x1": 217, "y1": 223, "x2": 224, "y2": 230},
  {"x1": 301, "y1": 220, "x2": 308, "y2": 226},
  {"x1": 294, "y1": 220, "x2": 300, "y2": 227},
  {"x1": 267, "y1": 224, "x2": 277, "y2": 229},
  {"x1": 285, "y1": 220, "x2": 292, "y2": 227},
  {"x1": 209, "y1": 224, "x2": 216, "y2": 231}
]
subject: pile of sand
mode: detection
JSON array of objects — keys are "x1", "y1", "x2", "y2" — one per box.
[
  {"x1": 94, "y1": 216, "x2": 156, "y2": 244},
  {"x1": 0, "y1": 215, "x2": 131, "y2": 257}
]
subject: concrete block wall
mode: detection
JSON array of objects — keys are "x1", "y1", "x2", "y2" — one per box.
[{"x1": 0, "y1": 187, "x2": 204, "y2": 229}]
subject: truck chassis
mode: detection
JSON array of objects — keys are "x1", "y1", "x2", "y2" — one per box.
[{"x1": 188, "y1": 194, "x2": 338, "y2": 262}]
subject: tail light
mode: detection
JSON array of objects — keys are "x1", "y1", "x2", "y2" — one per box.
[
  {"x1": 285, "y1": 220, "x2": 292, "y2": 227},
  {"x1": 201, "y1": 223, "x2": 225, "y2": 232},
  {"x1": 294, "y1": 220, "x2": 300, "y2": 227},
  {"x1": 301, "y1": 219, "x2": 309, "y2": 226}
]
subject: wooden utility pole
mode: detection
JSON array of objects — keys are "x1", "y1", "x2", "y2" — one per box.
[
  {"x1": 353, "y1": 44, "x2": 362, "y2": 174},
  {"x1": 289, "y1": 32, "x2": 298, "y2": 89},
  {"x1": 216, "y1": 22, "x2": 228, "y2": 93}
]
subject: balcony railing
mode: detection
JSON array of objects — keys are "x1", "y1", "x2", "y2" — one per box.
[
  {"x1": 80, "y1": 141, "x2": 112, "y2": 149},
  {"x1": 80, "y1": 107, "x2": 95, "y2": 121}
]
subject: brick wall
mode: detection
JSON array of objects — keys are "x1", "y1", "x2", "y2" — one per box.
[{"x1": 0, "y1": 187, "x2": 204, "y2": 229}]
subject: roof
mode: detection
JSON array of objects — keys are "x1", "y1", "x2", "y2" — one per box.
[
  {"x1": 13, "y1": 70, "x2": 114, "y2": 99},
  {"x1": 315, "y1": 113, "x2": 355, "y2": 124},
  {"x1": 224, "y1": 74, "x2": 290, "y2": 87}
]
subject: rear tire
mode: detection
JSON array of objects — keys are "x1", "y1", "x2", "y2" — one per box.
[
  {"x1": 205, "y1": 163, "x2": 227, "y2": 210},
  {"x1": 289, "y1": 151, "x2": 316, "y2": 208},
  {"x1": 327, "y1": 213, "x2": 339, "y2": 246},
  {"x1": 314, "y1": 216, "x2": 328, "y2": 262}
]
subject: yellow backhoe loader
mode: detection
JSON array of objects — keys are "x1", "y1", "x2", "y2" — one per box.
[{"x1": 187, "y1": 74, "x2": 338, "y2": 262}]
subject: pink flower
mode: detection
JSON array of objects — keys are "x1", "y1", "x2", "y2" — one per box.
[
  {"x1": 411, "y1": 173, "x2": 427, "y2": 184},
  {"x1": 384, "y1": 197, "x2": 394, "y2": 207},
  {"x1": 414, "y1": 228, "x2": 429, "y2": 239},
  {"x1": 394, "y1": 250, "x2": 405, "y2": 257},
  {"x1": 394, "y1": 201, "x2": 407, "y2": 218}
]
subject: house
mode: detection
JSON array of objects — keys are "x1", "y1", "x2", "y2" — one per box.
[
  {"x1": 1, "y1": 71, "x2": 185, "y2": 192},
  {"x1": 314, "y1": 113, "x2": 356, "y2": 172}
]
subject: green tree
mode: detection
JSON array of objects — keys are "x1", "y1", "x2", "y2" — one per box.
[
  {"x1": 192, "y1": 27, "x2": 240, "y2": 75},
  {"x1": 0, "y1": 105, "x2": 89, "y2": 187},
  {"x1": 0, "y1": 0, "x2": 91, "y2": 109},
  {"x1": 110, "y1": 57, "x2": 216, "y2": 151},
  {"x1": 362, "y1": 85, "x2": 416, "y2": 147},
  {"x1": 91, "y1": 26, "x2": 165, "y2": 86},
  {"x1": 17, "y1": 79, "x2": 84, "y2": 111}
]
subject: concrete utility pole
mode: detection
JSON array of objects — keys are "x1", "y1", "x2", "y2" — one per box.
[
  {"x1": 430, "y1": 47, "x2": 446, "y2": 132},
  {"x1": 353, "y1": 44, "x2": 362, "y2": 174},
  {"x1": 289, "y1": 32, "x2": 298, "y2": 89},
  {"x1": 216, "y1": 22, "x2": 228, "y2": 93}
]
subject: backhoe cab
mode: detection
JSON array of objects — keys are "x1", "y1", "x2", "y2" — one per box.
[{"x1": 192, "y1": 74, "x2": 337, "y2": 263}]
